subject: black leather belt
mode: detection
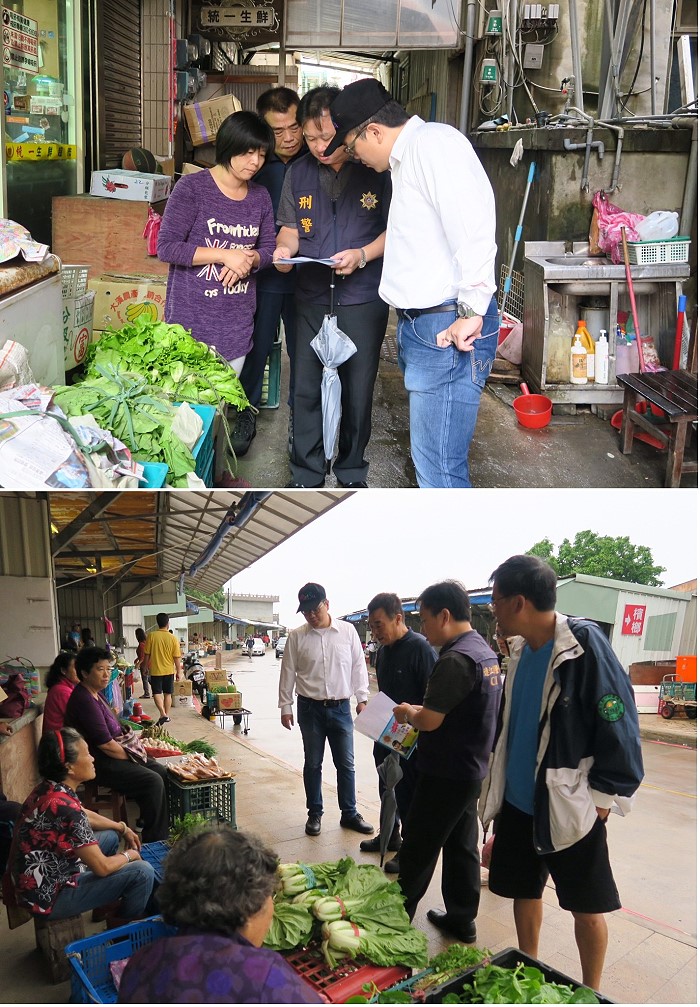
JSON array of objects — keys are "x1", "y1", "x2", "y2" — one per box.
[
  {"x1": 299, "y1": 696, "x2": 348, "y2": 707},
  {"x1": 397, "y1": 301, "x2": 457, "y2": 320}
]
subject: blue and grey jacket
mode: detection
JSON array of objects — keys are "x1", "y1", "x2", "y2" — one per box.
[{"x1": 479, "y1": 612, "x2": 644, "y2": 853}]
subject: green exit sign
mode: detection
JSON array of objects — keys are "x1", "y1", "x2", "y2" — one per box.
[
  {"x1": 486, "y1": 14, "x2": 503, "y2": 33},
  {"x1": 481, "y1": 59, "x2": 498, "y2": 83}
]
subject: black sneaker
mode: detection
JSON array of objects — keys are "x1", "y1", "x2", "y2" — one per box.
[
  {"x1": 230, "y1": 407, "x2": 256, "y2": 456},
  {"x1": 305, "y1": 813, "x2": 322, "y2": 836},
  {"x1": 340, "y1": 813, "x2": 374, "y2": 834}
]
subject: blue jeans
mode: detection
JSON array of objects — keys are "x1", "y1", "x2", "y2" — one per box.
[
  {"x1": 297, "y1": 697, "x2": 357, "y2": 817},
  {"x1": 397, "y1": 297, "x2": 498, "y2": 487},
  {"x1": 51, "y1": 830, "x2": 155, "y2": 920},
  {"x1": 239, "y1": 290, "x2": 297, "y2": 407}
]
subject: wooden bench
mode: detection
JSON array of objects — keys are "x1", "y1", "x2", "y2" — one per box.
[
  {"x1": 81, "y1": 780, "x2": 129, "y2": 827},
  {"x1": 3, "y1": 872, "x2": 85, "y2": 982},
  {"x1": 616, "y1": 370, "x2": 698, "y2": 487}
]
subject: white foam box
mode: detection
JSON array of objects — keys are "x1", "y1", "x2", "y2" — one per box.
[
  {"x1": 63, "y1": 290, "x2": 95, "y2": 369},
  {"x1": 89, "y1": 168, "x2": 171, "y2": 203}
]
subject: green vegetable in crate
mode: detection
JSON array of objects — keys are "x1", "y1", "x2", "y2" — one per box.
[
  {"x1": 277, "y1": 857, "x2": 354, "y2": 897},
  {"x1": 169, "y1": 813, "x2": 211, "y2": 844},
  {"x1": 346, "y1": 984, "x2": 414, "y2": 1004},
  {"x1": 81, "y1": 318, "x2": 249, "y2": 411},
  {"x1": 321, "y1": 919, "x2": 428, "y2": 971},
  {"x1": 410, "y1": 945, "x2": 491, "y2": 994},
  {"x1": 262, "y1": 900, "x2": 315, "y2": 952},
  {"x1": 312, "y1": 885, "x2": 412, "y2": 933},
  {"x1": 441, "y1": 963, "x2": 599, "y2": 1004}
]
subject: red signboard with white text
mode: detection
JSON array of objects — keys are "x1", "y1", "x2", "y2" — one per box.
[{"x1": 621, "y1": 604, "x2": 646, "y2": 636}]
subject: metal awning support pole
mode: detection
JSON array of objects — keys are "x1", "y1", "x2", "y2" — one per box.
[
  {"x1": 278, "y1": 0, "x2": 287, "y2": 85},
  {"x1": 649, "y1": 0, "x2": 656, "y2": 114},
  {"x1": 458, "y1": 0, "x2": 478, "y2": 134}
]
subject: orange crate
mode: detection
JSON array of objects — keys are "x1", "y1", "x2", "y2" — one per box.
[{"x1": 284, "y1": 945, "x2": 410, "y2": 1003}]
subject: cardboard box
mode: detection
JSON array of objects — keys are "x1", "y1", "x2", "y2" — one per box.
[
  {"x1": 90, "y1": 168, "x2": 171, "y2": 203},
  {"x1": 89, "y1": 273, "x2": 168, "y2": 330},
  {"x1": 181, "y1": 163, "x2": 204, "y2": 175},
  {"x1": 154, "y1": 155, "x2": 175, "y2": 178},
  {"x1": 175, "y1": 680, "x2": 193, "y2": 696},
  {"x1": 205, "y1": 670, "x2": 228, "y2": 688},
  {"x1": 217, "y1": 692, "x2": 242, "y2": 711},
  {"x1": 63, "y1": 290, "x2": 95, "y2": 369},
  {"x1": 184, "y1": 94, "x2": 242, "y2": 146}
]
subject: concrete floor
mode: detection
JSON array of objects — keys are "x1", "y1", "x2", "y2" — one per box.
[
  {"x1": 235, "y1": 320, "x2": 698, "y2": 489},
  {"x1": 3, "y1": 650, "x2": 695, "y2": 1005}
]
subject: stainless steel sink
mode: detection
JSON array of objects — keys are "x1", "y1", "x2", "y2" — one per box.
[{"x1": 544, "y1": 257, "x2": 607, "y2": 266}]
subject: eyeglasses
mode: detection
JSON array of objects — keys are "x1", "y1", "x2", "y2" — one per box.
[
  {"x1": 489, "y1": 594, "x2": 512, "y2": 612},
  {"x1": 303, "y1": 602, "x2": 327, "y2": 616},
  {"x1": 343, "y1": 128, "x2": 367, "y2": 157}
]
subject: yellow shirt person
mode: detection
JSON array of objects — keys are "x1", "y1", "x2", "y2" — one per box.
[{"x1": 144, "y1": 613, "x2": 183, "y2": 725}]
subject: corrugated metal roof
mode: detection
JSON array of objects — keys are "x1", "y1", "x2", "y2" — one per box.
[{"x1": 48, "y1": 490, "x2": 349, "y2": 596}]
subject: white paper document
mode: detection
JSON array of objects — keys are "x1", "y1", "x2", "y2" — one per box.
[
  {"x1": 275, "y1": 256, "x2": 339, "y2": 266},
  {"x1": 354, "y1": 691, "x2": 419, "y2": 758}
]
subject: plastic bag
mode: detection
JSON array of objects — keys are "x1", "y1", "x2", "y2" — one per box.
[
  {"x1": 591, "y1": 192, "x2": 645, "y2": 264},
  {"x1": 636, "y1": 211, "x2": 679, "y2": 242},
  {"x1": 171, "y1": 401, "x2": 203, "y2": 451}
]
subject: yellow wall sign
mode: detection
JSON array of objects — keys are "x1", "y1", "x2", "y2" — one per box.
[{"x1": 5, "y1": 142, "x2": 76, "y2": 161}]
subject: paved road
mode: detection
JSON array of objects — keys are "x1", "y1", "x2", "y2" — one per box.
[{"x1": 220, "y1": 649, "x2": 697, "y2": 939}]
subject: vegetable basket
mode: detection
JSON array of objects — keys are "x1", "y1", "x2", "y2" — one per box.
[
  {"x1": 626, "y1": 237, "x2": 690, "y2": 265},
  {"x1": 415, "y1": 948, "x2": 614, "y2": 1004},
  {"x1": 166, "y1": 775, "x2": 236, "y2": 828},
  {"x1": 65, "y1": 915, "x2": 176, "y2": 1003},
  {"x1": 284, "y1": 945, "x2": 410, "y2": 1003}
]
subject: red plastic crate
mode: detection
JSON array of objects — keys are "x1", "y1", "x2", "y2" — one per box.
[{"x1": 284, "y1": 945, "x2": 410, "y2": 1003}]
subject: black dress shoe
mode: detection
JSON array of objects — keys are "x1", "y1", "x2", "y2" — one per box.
[
  {"x1": 426, "y1": 908, "x2": 477, "y2": 943},
  {"x1": 338, "y1": 481, "x2": 368, "y2": 488},
  {"x1": 384, "y1": 853, "x2": 400, "y2": 874},
  {"x1": 286, "y1": 480, "x2": 325, "y2": 489},
  {"x1": 305, "y1": 814, "x2": 322, "y2": 836},
  {"x1": 340, "y1": 813, "x2": 374, "y2": 834},
  {"x1": 359, "y1": 829, "x2": 402, "y2": 853}
]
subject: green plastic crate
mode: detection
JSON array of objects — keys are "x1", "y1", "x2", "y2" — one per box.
[
  {"x1": 259, "y1": 337, "x2": 282, "y2": 409},
  {"x1": 166, "y1": 775, "x2": 236, "y2": 828}
]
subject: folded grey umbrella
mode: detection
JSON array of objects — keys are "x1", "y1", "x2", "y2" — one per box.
[
  {"x1": 377, "y1": 751, "x2": 404, "y2": 866},
  {"x1": 310, "y1": 315, "x2": 357, "y2": 461}
]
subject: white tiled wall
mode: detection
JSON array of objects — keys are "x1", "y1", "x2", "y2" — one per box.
[{"x1": 141, "y1": 0, "x2": 184, "y2": 155}]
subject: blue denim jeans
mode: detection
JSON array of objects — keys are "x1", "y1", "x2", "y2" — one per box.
[
  {"x1": 51, "y1": 830, "x2": 155, "y2": 920},
  {"x1": 397, "y1": 296, "x2": 498, "y2": 487},
  {"x1": 297, "y1": 697, "x2": 357, "y2": 816}
]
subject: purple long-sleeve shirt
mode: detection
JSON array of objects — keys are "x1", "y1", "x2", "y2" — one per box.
[{"x1": 157, "y1": 170, "x2": 276, "y2": 360}]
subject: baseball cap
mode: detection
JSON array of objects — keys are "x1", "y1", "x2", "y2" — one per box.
[
  {"x1": 324, "y1": 78, "x2": 393, "y2": 156},
  {"x1": 297, "y1": 582, "x2": 327, "y2": 612}
]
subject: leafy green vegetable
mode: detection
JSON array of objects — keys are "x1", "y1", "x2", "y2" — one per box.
[
  {"x1": 82, "y1": 318, "x2": 249, "y2": 411},
  {"x1": 169, "y1": 813, "x2": 211, "y2": 844},
  {"x1": 410, "y1": 944, "x2": 491, "y2": 994},
  {"x1": 263, "y1": 900, "x2": 315, "y2": 951},
  {"x1": 312, "y1": 886, "x2": 411, "y2": 933},
  {"x1": 321, "y1": 919, "x2": 428, "y2": 971},
  {"x1": 442, "y1": 963, "x2": 599, "y2": 1004},
  {"x1": 181, "y1": 738, "x2": 217, "y2": 758}
]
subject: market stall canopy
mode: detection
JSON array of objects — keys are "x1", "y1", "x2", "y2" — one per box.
[{"x1": 48, "y1": 490, "x2": 349, "y2": 595}]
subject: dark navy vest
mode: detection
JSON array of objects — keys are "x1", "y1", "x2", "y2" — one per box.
[
  {"x1": 289, "y1": 154, "x2": 389, "y2": 305},
  {"x1": 418, "y1": 631, "x2": 502, "y2": 782},
  {"x1": 256, "y1": 148, "x2": 306, "y2": 294}
]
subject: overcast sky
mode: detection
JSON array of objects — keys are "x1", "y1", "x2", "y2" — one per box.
[{"x1": 225, "y1": 489, "x2": 697, "y2": 629}]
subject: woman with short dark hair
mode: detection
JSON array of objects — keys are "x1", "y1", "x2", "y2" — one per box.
[
  {"x1": 118, "y1": 826, "x2": 322, "y2": 1004},
  {"x1": 157, "y1": 110, "x2": 277, "y2": 375},
  {"x1": 42, "y1": 652, "x2": 79, "y2": 734},
  {"x1": 64, "y1": 648, "x2": 170, "y2": 842},
  {"x1": 9, "y1": 728, "x2": 154, "y2": 921}
]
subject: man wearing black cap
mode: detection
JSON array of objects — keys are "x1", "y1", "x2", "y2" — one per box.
[
  {"x1": 278, "y1": 582, "x2": 375, "y2": 837},
  {"x1": 325, "y1": 78, "x2": 498, "y2": 489}
]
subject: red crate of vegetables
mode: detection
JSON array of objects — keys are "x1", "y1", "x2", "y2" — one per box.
[{"x1": 284, "y1": 945, "x2": 410, "y2": 1003}]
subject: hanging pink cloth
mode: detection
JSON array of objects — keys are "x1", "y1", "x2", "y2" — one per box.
[
  {"x1": 142, "y1": 207, "x2": 162, "y2": 256},
  {"x1": 592, "y1": 192, "x2": 645, "y2": 264}
]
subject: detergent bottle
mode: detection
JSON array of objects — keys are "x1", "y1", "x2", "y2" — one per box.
[
  {"x1": 574, "y1": 320, "x2": 595, "y2": 381},
  {"x1": 594, "y1": 330, "x2": 609, "y2": 384},
  {"x1": 570, "y1": 333, "x2": 588, "y2": 384}
]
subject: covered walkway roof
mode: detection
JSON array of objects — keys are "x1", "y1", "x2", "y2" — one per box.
[{"x1": 48, "y1": 490, "x2": 350, "y2": 596}]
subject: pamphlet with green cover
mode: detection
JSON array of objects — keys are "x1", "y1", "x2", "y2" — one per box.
[{"x1": 354, "y1": 691, "x2": 419, "y2": 759}]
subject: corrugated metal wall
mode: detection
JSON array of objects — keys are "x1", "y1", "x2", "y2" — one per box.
[
  {"x1": 0, "y1": 495, "x2": 52, "y2": 578},
  {"x1": 90, "y1": 0, "x2": 142, "y2": 168},
  {"x1": 678, "y1": 595, "x2": 698, "y2": 656},
  {"x1": 611, "y1": 591, "x2": 689, "y2": 667},
  {"x1": 400, "y1": 47, "x2": 458, "y2": 124}
]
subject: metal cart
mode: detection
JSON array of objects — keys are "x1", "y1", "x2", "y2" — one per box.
[
  {"x1": 658, "y1": 674, "x2": 697, "y2": 720},
  {"x1": 216, "y1": 707, "x2": 252, "y2": 734}
]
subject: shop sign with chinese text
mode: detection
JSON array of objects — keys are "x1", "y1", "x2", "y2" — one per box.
[
  {"x1": 2, "y1": 7, "x2": 39, "y2": 73},
  {"x1": 195, "y1": 1, "x2": 282, "y2": 48},
  {"x1": 621, "y1": 604, "x2": 646, "y2": 636}
]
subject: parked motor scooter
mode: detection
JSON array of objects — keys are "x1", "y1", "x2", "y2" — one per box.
[{"x1": 183, "y1": 650, "x2": 206, "y2": 703}]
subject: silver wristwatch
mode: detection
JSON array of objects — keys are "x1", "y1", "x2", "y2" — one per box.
[
  {"x1": 457, "y1": 302, "x2": 477, "y2": 318},
  {"x1": 358, "y1": 248, "x2": 367, "y2": 269}
]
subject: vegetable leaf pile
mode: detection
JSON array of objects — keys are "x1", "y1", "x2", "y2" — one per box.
[
  {"x1": 442, "y1": 962, "x2": 599, "y2": 1004},
  {"x1": 82, "y1": 318, "x2": 250, "y2": 410}
]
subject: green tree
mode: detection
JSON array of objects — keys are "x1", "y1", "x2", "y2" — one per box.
[
  {"x1": 526, "y1": 530, "x2": 665, "y2": 586},
  {"x1": 189, "y1": 587, "x2": 226, "y2": 611}
]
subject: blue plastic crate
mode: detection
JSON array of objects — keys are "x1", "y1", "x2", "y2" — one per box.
[
  {"x1": 189, "y1": 403, "x2": 216, "y2": 486},
  {"x1": 65, "y1": 915, "x2": 176, "y2": 1003},
  {"x1": 259, "y1": 337, "x2": 282, "y2": 409}
]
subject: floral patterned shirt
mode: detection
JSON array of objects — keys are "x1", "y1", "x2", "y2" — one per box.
[{"x1": 11, "y1": 779, "x2": 96, "y2": 914}]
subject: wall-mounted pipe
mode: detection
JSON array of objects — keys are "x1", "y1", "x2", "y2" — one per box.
[
  {"x1": 679, "y1": 117, "x2": 698, "y2": 237},
  {"x1": 458, "y1": 0, "x2": 478, "y2": 135}
]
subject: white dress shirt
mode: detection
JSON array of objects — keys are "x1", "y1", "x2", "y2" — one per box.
[
  {"x1": 278, "y1": 617, "x2": 369, "y2": 716},
  {"x1": 379, "y1": 116, "x2": 497, "y2": 317}
]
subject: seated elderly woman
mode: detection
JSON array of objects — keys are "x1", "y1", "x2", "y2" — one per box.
[
  {"x1": 42, "y1": 651, "x2": 79, "y2": 734},
  {"x1": 64, "y1": 647, "x2": 169, "y2": 842},
  {"x1": 9, "y1": 728, "x2": 154, "y2": 921},
  {"x1": 118, "y1": 826, "x2": 322, "y2": 1004}
]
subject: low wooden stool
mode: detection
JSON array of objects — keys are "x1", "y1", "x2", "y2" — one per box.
[
  {"x1": 617, "y1": 370, "x2": 698, "y2": 487},
  {"x1": 34, "y1": 914, "x2": 86, "y2": 983},
  {"x1": 81, "y1": 780, "x2": 129, "y2": 827}
]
